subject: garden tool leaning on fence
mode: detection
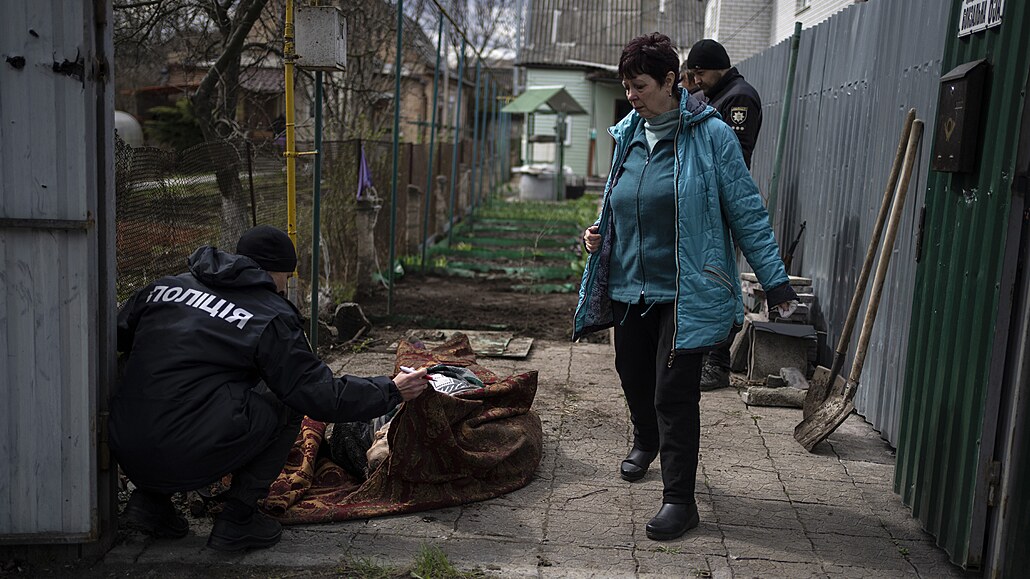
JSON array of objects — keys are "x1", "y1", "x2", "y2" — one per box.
[
  {"x1": 802, "y1": 109, "x2": 916, "y2": 421},
  {"x1": 795, "y1": 114, "x2": 923, "y2": 452}
]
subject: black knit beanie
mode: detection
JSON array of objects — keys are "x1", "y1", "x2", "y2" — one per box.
[
  {"x1": 235, "y1": 225, "x2": 297, "y2": 272},
  {"x1": 686, "y1": 39, "x2": 731, "y2": 70}
]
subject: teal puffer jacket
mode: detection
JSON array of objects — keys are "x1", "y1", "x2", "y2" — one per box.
[{"x1": 573, "y1": 92, "x2": 793, "y2": 357}]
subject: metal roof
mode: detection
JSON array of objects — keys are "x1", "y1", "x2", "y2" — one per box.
[{"x1": 501, "y1": 86, "x2": 586, "y2": 114}]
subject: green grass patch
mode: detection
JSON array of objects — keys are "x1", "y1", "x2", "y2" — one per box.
[
  {"x1": 410, "y1": 544, "x2": 485, "y2": 579},
  {"x1": 429, "y1": 246, "x2": 570, "y2": 262},
  {"x1": 448, "y1": 235, "x2": 576, "y2": 249},
  {"x1": 441, "y1": 261, "x2": 579, "y2": 281}
]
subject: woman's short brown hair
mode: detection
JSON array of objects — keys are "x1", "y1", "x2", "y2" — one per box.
[{"x1": 618, "y1": 32, "x2": 680, "y2": 89}]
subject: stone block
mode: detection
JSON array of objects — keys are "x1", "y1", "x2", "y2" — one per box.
[
  {"x1": 747, "y1": 322, "x2": 815, "y2": 381},
  {"x1": 742, "y1": 386, "x2": 805, "y2": 408},
  {"x1": 780, "y1": 366, "x2": 809, "y2": 390}
]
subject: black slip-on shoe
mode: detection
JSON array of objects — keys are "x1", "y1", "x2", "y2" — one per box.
[
  {"x1": 207, "y1": 510, "x2": 282, "y2": 552},
  {"x1": 620, "y1": 448, "x2": 658, "y2": 482},
  {"x1": 645, "y1": 502, "x2": 699, "y2": 541},
  {"x1": 123, "y1": 490, "x2": 189, "y2": 539}
]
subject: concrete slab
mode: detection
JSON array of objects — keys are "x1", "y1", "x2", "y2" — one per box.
[{"x1": 95, "y1": 340, "x2": 960, "y2": 578}]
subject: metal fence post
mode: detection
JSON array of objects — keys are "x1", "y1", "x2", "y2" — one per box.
[
  {"x1": 447, "y1": 39, "x2": 466, "y2": 246},
  {"x1": 387, "y1": 0, "x2": 403, "y2": 315},
  {"x1": 420, "y1": 14, "x2": 444, "y2": 272}
]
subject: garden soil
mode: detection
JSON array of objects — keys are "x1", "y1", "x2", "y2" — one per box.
[{"x1": 352, "y1": 272, "x2": 594, "y2": 347}]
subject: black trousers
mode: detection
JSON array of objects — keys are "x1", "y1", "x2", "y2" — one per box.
[
  {"x1": 225, "y1": 388, "x2": 303, "y2": 508},
  {"x1": 704, "y1": 327, "x2": 737, "y2": 366},
  {"x1": 612, "y1": 301, "x2": 703, "y2": 504}
]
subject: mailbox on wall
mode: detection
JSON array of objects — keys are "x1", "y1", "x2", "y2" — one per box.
[{"x1": 931, "y1": 59, "x2": 989, "y2": 173}]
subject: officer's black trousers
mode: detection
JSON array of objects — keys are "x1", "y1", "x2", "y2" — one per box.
[
  {"x1": 612, "y1": 301, "x2": 702, "y2": 505},
  {"x1": 225, "y1": 389, "x2": 303, "y2": 508}
]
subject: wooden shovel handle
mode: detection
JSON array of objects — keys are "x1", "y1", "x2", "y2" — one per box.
[{"x1": 850, "y1": 120, "x2": 924, "y2": 382}]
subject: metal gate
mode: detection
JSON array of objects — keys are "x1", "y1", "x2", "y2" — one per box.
[{"x1": 0, "y1": 0, "x2": 115, "y2": 544}]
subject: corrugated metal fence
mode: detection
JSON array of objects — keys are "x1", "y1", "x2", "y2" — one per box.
[{"x1": 736, "y1": 0, "x2": 949, "y2": 445}]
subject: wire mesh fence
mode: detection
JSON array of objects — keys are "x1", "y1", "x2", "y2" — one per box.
[{"x1": 114, "y1": 134, "x2": 512, "y2": 308}]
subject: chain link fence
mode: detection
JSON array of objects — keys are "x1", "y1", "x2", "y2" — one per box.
[{"x1": 115, "y1": 135, "x2": 504, "y2": 309}]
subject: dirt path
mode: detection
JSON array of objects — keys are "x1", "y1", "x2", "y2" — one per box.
[{"x1": 356, "y1": 272, "x2": 587, "y2": 345}]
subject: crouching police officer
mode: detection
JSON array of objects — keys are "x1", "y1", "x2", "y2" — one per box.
[{"x1": 110, "y1": 225, "x2": 429, "y2": 551}]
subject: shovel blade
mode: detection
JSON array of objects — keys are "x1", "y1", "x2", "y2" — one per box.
[
  {"x1": 803, "y1": 366, "x2": 847, "y2": 419},
  {"x1": 794, "y1": 381, "x2": 858, "y2": 451}
]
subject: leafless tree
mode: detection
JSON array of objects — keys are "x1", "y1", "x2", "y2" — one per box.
[{"x1": 114, "y1": 0, "x2": 279, "y2": 244}]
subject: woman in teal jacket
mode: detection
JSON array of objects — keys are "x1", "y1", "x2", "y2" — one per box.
[{"x1": 573, "y1": 33, "x2": 798, "y2": 541}]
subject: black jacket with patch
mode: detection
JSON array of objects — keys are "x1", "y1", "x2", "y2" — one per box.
[
  {"x1": 110, "y1": 246, "x2": 401, "y2": 492},
  {"x1": 706, "y1": 67, "x2": 763, "y2": 168}
]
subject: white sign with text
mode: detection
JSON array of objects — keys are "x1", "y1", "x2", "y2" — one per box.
[{"x1": 958, "y1": 0, "x2": 1004, "y2": 37}]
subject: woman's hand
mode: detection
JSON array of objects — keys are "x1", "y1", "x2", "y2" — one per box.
[
  {"x1": 583, "y1": 225, "x2": 601, "y2": 253},
  {"x1": 774, "y1": 300, "x2": 799, "y2": 319},
  {"x1": 392, "y1": 367, "x2": 430, "y2": 401}
]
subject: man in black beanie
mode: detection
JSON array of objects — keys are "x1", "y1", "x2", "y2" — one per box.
[
  {"x1": 110, "y1": 225, "x2": 429, "y2": 551},
  {"x1": 687, "y1": 39, "x2": 763, "y2": 169},
  {"x1": 687, "y1": 38, "x2": 764, "y2": 390}
]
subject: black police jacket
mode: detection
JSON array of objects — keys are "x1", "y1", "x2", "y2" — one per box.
[
  {"x1": 109, "y1": 246, "x2": 402, "y2": 492},
  {"x1": 706, "y1": 67, "x2": 763, "y2": 168}
]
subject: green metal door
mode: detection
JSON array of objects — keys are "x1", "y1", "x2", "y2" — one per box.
[{"x1": 895, "y1": 0, "x2": 1030, "y2": 571}]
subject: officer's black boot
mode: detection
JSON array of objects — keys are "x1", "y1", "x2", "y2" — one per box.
[{"x1": 206, "y1": 498, "x2": 282, "y2": 552}]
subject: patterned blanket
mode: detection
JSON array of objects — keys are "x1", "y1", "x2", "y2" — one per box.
[{"x1": 261, "y1": 334, "x2": 543, "y2": 524}]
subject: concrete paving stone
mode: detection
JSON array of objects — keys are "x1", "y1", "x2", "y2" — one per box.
[
  {"x1": 895, "y1": 537, "x2": 969, "y2": 577},
  {"x1": 433, "y1": 536, "x2": 540, "y2": 577},
  {"x1": 700, "y1": 447, "x2": 776, "y2": 471},
  {"x1": 569, "y1": 341, "x2": 615, "y2": 357},
  {"x1": 237, "y1": 528, "x2": 353, "y2": 567},
  {"x1": 746, "y1": 406, "x2": 806, "y2": 434},
  {"x1": 702, "y1": 429, "x2": 768, "y2": 450},
  {"x1": 808, "y1": 531, "x2": 913, "y2": 572},
  {"x1": 709, "y1": 494, "x2": 803, "y2": 531},
  {"x1": 629, "y1": 520, "x2": 726, "y2": 555},
  {"x1": 132, "y1": 533, "x2": 243, "y2": 566},
  {"x1": 821, "y1": 418, "x2": 896, "y2": 462},
  {"x1": 819, "y1": 563, "x2": 917, "y2": 577},
  {"x1": 841, "y1": 459, "x2": 896, "y2": 487},
  {"x1": 559, "y1": 416, "x2": 628, "y2": 445},
  {"x1": 769, "y1": 454, "x2": 854, "y2": 483},
  {"x1": 721, "y1": 524, "x2": 817, "y2": 563},
  {"x1": 777, "y1": 472, "x2": 866, "y2": 505},
  {"x1": 453, "y1": 503, "x2": 546, "y2": 541},
  {"x1": 489, "y1": 476, "x2": 555, "y2": 508},
  {"x1": 726, "y1": 558, "x2": 829, "y2": 578},
  {"x1": 793, "y1": 501, "x2": 886, "y2": 537},
  {"x1": 705, "y1": 554, "x2": 734, "y2": 579},
  {"x1": 548, "y1": 482, "x2": 635, "y2": 513},
  {"x1": 558, "y1": 439, "x2": 627, "y2": 468},
  {"x1": 100, "y1": 536, "x2": 147, "y2": 565},
  {"x1": 545, "y1": 506, "x2": 638, "y2": 548},
  {"x1": 855, "y1": 484, "x2": 935, "y2": 542},
  {"x1": 762, "y1": 435, "x2": 839, "y2": 459},
  {"x1": 346, "y1": 530, "x2": 441, "y2": 569},
  {"x1": 705, "y1": 465, "x2": 789, "y2": 501},
  {"x1": 635, "y1": 544, "x2": 719, "y2": 576},
  {"x1": 365, "y1": 508, "x2": 459, "y2": 539},
  {"x1": 291, "y1": 519, "x2": 370, "y2": 536},
  {"x1": 552, "y1": 448, "x2": 618, "y2": 479},
  {"x1": 537, "y1": 542, "x2": 637, "y2": 577}
]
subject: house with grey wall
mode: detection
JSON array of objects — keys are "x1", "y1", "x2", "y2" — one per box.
[{"x1": 515, "y1": 0, "x2": 704, "y2": 181}]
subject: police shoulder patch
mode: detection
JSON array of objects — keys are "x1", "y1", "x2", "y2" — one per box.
[{"x1": 730, "y1": 106, "x2": 748, "y2": 124}]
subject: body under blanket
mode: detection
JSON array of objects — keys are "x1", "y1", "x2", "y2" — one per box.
[{"x1": 260, "y1": 334, "x2": 543, "y2": 524}]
